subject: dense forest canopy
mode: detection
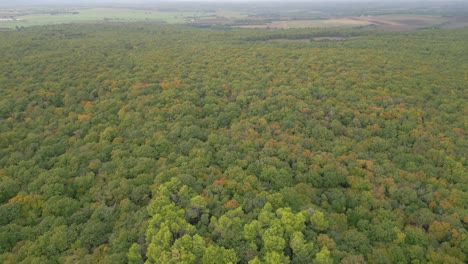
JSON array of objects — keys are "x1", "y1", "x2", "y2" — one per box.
[{"x1": 0, "y1": 23, "x2": 467, "y2": 263}]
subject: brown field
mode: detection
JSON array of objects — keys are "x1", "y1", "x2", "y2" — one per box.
[
  {"x1": 233, "y1": 15, "x2": 468, "y2": 30},
  {"x1": 353, "y1": 15, "x2": 447, "y2": 29}
]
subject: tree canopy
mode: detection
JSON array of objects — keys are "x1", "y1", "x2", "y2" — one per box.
[{"x1": 0, "y1": 23, "x2": 467, "y2": 263}]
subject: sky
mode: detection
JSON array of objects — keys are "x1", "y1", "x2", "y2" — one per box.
[
  {"x1": 0, "y1": 0, "x2": 463, "y2": 6},
  {"x1": 0, "y1": 0, "x2": 454, "y2": 3}
]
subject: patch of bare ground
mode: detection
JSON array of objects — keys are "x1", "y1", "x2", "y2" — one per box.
[
  {"x1": 267, "y1": 39, "x2": 311, "y2": 43},
  {"x1": 311, "y1": 37, "x2": 347, "y2": 41},
  {"x1": 188, "y1": 18, "x2": 233, "y2": 24}
]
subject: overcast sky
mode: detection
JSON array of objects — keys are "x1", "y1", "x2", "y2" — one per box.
[
  {"x1": 2, "y1": 0, "x2": 462, "y2": 3},
  {"x1": 0, "y1": 0, "x2": 464, "y2": 6}
]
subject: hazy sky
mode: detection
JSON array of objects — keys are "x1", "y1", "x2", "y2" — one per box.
[
  {"x1": 2, "y1": 0, "x2": 457, "y2": 3},
  {"x1": 1, "y1": 0, "x2": 373, "y2": 6},
  {"x1": 0, "y1": 0, "x2": 464, "y2": 6}
]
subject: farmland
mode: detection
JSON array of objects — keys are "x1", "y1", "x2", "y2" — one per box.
[
  {"x1": 0, "y1": 7, "x2": 247, "y2": 28},
  {"x1": 1, "y1": 4, "x2": 468, "y2": 30},
  {"x1": 235, "y1": 19, "x2": 371, "y2": 29},
  {"x1": 235, "y1": 15, "x2": 468, "y2": 30}
]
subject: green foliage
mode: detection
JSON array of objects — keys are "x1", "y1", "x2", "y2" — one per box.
[
  {"x1": 0, "y1": 23, "x2": 466, "y2": 263},
  {"x1": 315, "y1": 246, "x2": 333, "y2": 264},
  {"x1": 310, "y1": 210, "x2": 329, "y2": 232},
  {"x1": 203, "y1": 245, "x2": 238, "y2": 264}
]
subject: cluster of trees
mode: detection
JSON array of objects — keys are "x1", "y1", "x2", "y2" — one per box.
[{"x1": 0, "y1": 24, "x2": 466, "y2": 263}]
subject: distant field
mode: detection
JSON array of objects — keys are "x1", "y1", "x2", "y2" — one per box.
[
  {"x1": 352, "y1": 15, "x2": 459, "y2": 30},
  {"x1": 1, "y1": 7, "x2": 467, "y2": 30},
  {"x1": 236, "y1": 19, "x2": 370, "y2": 29},
  {"x1": 0, "y1": 7, "x2": 247, "y2": 28},
  {"x1": 234, "y1": 15, "x2": 468, "y2": 30}
]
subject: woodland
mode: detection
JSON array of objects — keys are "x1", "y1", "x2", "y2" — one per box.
[{"x1": 0, "y1": 23, "x2": 467, "y2": 263}]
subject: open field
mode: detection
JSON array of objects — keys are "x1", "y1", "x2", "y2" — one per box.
[
  {"x1": 235, "y1": 18, "x2": 370, "y2": 29},
  {"x1": 0, "y1": 7, "x2": 247, "y2": 28},
  {"x1": 234, "y1": 15, "x2": 468, "y2": 30},
  {"x1": 350, "y1": 15, "x2": 468, "y2": 30},
  {"x1": 1, "y1": 5, "x2": 467, "y2": 30}
]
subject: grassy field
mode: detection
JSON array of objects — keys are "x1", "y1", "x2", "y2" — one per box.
[{"x1": 0, "y1": 7, "x2": 247, "y2": 28}]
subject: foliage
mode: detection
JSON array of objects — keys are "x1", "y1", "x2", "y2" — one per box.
[{"x1": 0, "y1": 24, "x2": 467, "y2": 263}]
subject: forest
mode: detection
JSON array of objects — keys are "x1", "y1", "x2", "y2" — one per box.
[{"x1": 0, "y1": 22, "x2": 467, "y2": 263}]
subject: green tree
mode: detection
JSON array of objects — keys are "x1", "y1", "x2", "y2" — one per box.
[
  {"x1": 202, "y1": 245, "x2": 238, "y2": 264},
  {"x1": 309, "y1": 210, "x2": 329, "y2": 232}
]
